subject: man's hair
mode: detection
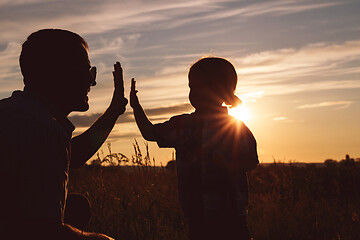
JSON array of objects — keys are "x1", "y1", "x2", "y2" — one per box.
[{"x1": 20, "y1": 29, "x2": 88, "y2": 87}]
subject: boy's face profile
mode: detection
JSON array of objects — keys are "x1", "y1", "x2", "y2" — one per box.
[{"x1": 188, "y1": 77, "x2": 223, "y2": 111}]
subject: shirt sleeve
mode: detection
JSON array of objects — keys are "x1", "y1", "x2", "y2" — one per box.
[{"x1": 153, "y1": 115, "x2": 184, "y2": 148}]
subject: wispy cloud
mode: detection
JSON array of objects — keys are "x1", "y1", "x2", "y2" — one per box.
[
  {"x1": 69, "y1": 103, "x2": 192, "y2": 127},
  {"x1": 0, "y1": 0, "x2": 346, "y2": 44},
  {"x1": 0, "y1": 0, "x2": 215, "y2": 43},
  {"x1": 0, "y1": 0, "x2": 46, "y2": 7},
  {"x1": 297, "y1": 101, "x2": 354, "y2": 109},
  {"x1": 240, "y1": 1, "x2": 343, "y2": 17},
  {"x1": 156, "y1": 0, "x2": 344, "y2": 29},
  {"x1": 234, "y1": 40, "x2": 360, "y2": 95},
  {"x1": 273, "y1": 116, "x2": 287, "y2": 121},
  {"x1": 240, "y1": 91, "x2": 265, "y2": 102},
  {"x1": 0, "y1": 42, "x2": 23, "y2": 95},
  {"x1": 0, "y1": 0, "x2": 353, "y2": 93},
  {"x1": 107, "y1": 132, "x2": 142, "y2": 141},
  {"x1": 237, "y1": 41, "x2": 360, "y2": 75}
]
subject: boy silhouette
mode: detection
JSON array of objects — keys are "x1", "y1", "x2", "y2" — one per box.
[
  {"x1": 0, "y1": 29, "x2": 128, "y2": 240},
  {"x1": 130, "y1": 57, "x2": 259, "y2": 239}
]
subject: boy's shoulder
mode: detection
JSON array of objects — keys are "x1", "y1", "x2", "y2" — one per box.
[
  {"x1": 169, "y1": 112, "x2": 194, "y2": 120},
  {"x1": 167, "y1": 112, "x2": 196, "y2": 125},
  {"x1": 226, "y1": 115, "x2": 252, "y2": 131}
]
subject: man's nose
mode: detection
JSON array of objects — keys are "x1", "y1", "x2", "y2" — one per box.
[{"x1": 90, "y1": 66, "x2": 97, "y2": 86}]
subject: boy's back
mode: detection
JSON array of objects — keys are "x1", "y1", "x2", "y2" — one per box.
[{"x1": 153, "y1": 107, "x2": 258, "y2": 219}]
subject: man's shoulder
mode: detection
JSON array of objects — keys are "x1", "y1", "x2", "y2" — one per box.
[
  {"x1": 0, "y1": 92, "x2": 64, "y2": 140},
  {"x1": 0, "y1": 94, "x2": 25, "y2": 126},
  {"x1": 0, "y1": 94, "x2": 17, "y2": 111},
  {"x1": 0, "y1": 91, "x2": 29, "y2": 114},
  {"x1": 1, "y1": 94, "x2": 38, "y2": 125}
]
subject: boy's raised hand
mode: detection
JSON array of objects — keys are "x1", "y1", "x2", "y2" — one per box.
[
  {"x1": 130, "y1": 78, "x2": 140, "y2": 108},
  {"x1": 129, "y1": 78, "x2": 155, "y2": 141},
  {"x1": 109, "y1": 61, "x2": 128, "y2": 115}
]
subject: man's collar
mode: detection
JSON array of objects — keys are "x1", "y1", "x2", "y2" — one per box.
[{"x1": 53, "y1": 115, "x2": 75, "y2": 134}]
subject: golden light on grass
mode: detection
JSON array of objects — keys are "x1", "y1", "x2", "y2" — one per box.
[{"x1": 228, "y1": 104, "x2": 251, "y2": 123}]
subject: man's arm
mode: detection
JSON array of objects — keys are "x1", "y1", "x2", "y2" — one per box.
[
  {"x1": 16, "y1": 222, "x2": 114, "y2": 240},
  {"x1": 61, "y1": 223, "x2": 115, "y2": 240},
  {"x1": 130, "y1": 78, "x2": 156, "y2": 141},
  {"x1": 70, "y1": 62, "x2": 128, "y2": 169}
]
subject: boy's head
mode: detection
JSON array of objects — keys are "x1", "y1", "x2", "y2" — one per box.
[{"x1": 188, "y1": 57, "x2": 241, "y2": 110}]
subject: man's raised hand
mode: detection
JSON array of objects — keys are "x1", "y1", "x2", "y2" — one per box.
[
  {"x1": 109, "y1": 61, "x2": 128, "y2": 115},
  {"x1": 112, "y1": 62, "x2": 124, "y2": 97}
]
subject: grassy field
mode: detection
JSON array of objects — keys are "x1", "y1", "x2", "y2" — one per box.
[{"x1": 68, "y1": 159, "x2": 360, "y2": 240}]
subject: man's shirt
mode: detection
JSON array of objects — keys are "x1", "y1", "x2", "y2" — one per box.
[
  {"x1": 153, "y1": 107, "x2": 259, "y2": 218},
  {"x1": 0, "y1": 91, "x2": 74, "y2": 229}
]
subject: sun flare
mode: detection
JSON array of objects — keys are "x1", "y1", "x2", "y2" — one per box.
[{"x1": 228, "y1": 105, "x2": 251, "y2": 123}]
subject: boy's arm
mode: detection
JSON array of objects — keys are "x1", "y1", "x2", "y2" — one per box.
[
  {"x1": 70, "y1": 62, "x2": 128, "y2": 169},
  {"x1": 130, "y1": 78, "x2": 156, "y2": 141}
]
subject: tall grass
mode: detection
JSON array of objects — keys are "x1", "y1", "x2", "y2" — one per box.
[
  {"x1": 69, "y1": 142, "x2": 186, "y2": 240},
  {"x1": 68, "y1": 146, "x2": 360, "y2": 240},
  {"x1": 247, "y1": 162, "x2": 360, "y2": 240}
]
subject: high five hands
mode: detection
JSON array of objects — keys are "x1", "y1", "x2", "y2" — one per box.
[{"x1": 109, "y1": 61, "x2": 128, "y2": 115}]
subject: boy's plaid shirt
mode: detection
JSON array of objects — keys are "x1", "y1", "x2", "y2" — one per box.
[{"x1": 154, "y1": 107, "x2": 258, "y2": 217}]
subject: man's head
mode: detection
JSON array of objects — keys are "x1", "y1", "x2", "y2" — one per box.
[{"x1": 20, "y1": 29, "x2": 96, "y2": 113}]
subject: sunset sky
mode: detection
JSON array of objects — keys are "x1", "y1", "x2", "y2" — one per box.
[{"x1": 1, "y1": 0, "x2": 359, "y2": 165}]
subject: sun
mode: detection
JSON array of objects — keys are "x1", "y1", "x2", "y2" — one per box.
[{"x1": 228, "y1": 104, "x2": 251, "y2": 123}]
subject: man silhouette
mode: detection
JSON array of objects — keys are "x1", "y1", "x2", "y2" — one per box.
[{"x1": 0, "y1": 29, "x2": 128, "y2": 240}]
